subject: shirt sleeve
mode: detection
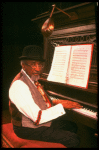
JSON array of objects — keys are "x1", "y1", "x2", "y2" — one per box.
[{"x1": 9, "y1": 80, "x2": 66, "y2": 125}]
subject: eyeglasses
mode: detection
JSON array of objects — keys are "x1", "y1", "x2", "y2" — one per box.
[{"x1": 24, "y1": 61, "x2": 44, "y2": 69}]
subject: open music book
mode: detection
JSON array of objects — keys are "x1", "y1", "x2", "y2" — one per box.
[{"x1": 47, "y1": 44, "x2": 94, "y2": 88}]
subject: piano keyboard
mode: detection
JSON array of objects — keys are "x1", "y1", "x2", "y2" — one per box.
[
  {"x1": 50, "y1": 96, "x2": 97, "y2": 120},
  {"x1": 73, "y1": 108, "x2": 97, "y2": 120}
]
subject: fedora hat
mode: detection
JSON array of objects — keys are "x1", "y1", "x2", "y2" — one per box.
[{"x1": 19, "y1": 45, "x2": 45, "y2": 62}]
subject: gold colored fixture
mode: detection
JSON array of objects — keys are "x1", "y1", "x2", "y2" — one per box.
[{"x1": 41, "y1": 4, "x2": 71, "y2": 37}]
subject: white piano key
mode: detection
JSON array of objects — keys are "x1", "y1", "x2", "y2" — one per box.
[{"x1": 73, "y1": 108, "x2": 97, "y2": 119}]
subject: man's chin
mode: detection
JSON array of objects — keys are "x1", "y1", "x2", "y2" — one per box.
[{"x1": 31, "y1": 74, "x2": 40, "y2": 81}]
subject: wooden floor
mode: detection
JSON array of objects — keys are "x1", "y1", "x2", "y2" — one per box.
[
  {"x1": 1, "y1": 109, "x2": 11, "y2": 124},
  {"x1": 1, "y1": 109, "x2": 11, "y2": 148}
]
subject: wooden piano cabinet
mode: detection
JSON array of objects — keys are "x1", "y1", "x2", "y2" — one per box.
[{"x1": 35, "y1": 2, "x2": 98, "y2": 148}]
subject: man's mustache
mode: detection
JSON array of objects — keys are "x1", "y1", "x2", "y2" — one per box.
[{"x1": 33, "y1": 71, "x2": 40, "y2": 74}]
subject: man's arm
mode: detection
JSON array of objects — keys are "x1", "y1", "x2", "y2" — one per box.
[{"x1": 9, "y1": 80, "x2": 66, "y2": 125}]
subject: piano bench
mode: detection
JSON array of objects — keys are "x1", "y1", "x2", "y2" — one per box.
[{"x1": 1, "y1": 123, "x2": 66, "y2": 148}]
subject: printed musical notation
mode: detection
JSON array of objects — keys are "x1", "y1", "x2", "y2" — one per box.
[{"x1": 47, "y1": 44, "x2": 94, "y2": 88}]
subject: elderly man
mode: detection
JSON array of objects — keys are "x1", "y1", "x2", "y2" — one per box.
[{"x1": 9, "y1": 45, "x2": 82, "y2": 148}]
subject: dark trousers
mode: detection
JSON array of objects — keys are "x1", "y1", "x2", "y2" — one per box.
[{"x1": 13, "y1": 117, "x2": 80, "y2": 148}]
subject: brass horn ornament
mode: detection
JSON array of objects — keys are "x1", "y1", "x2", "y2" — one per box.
[{"x1": 41, "y1": 4, "x2": 71, "y2": 37}]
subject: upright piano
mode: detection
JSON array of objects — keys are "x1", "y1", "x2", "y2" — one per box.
[{"x1": 32, "y1": 2, "x2": 98, "y2": 147}]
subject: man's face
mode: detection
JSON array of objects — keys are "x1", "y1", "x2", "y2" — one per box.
[{"x1": 22, "y1": 60, "x2": 44, "y2": 77}]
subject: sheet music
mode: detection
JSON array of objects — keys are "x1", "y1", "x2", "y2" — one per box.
[
  {"x1": 68, "y1": 44, "x2": 93, "y2": 88},
  {"x1": 47, "y1": 46, "x2": 71, "y2": 83},
  {"x1": 47, "y1": 44, "x2": 93, "y2": 88}
]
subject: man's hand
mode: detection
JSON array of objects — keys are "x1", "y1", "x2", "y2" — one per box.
[{"x1": 52, "y1": 99, "x2": 83, "y2": 109}]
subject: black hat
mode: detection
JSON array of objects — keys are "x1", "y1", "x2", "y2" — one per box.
[{"x1": 19, "y1": 45, "x2": 45, "y2": 62}]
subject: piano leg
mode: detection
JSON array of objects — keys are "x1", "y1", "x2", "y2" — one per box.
[{"x1": 77, "y1": 122, "x2": 97, "y2": 148}]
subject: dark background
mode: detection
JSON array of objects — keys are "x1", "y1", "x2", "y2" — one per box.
[{"x1": 1, "y1": 2, "x2": 83, "y2": 110}]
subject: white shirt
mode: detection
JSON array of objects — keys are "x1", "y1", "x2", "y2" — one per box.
[{"x1": 9, "y1": 71, "x2": 66, "y2": 125}]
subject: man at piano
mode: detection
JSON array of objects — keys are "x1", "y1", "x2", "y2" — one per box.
[{"x1": 9, "y1": 45, "x2": 83, "y2": 148}]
